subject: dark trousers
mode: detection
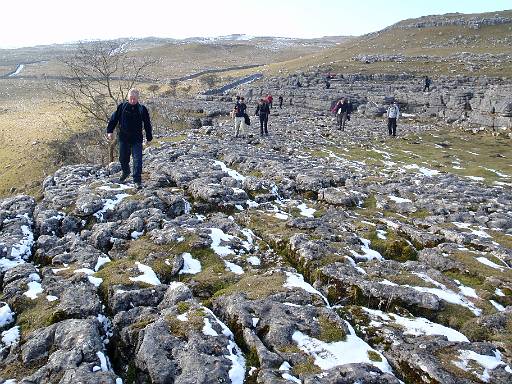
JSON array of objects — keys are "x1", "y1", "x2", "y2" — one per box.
[
  {"x1": 387, "y1": 118, "x2": 397, "y2": 136},
  {"x1": 279, "y1": 100, "x2": 283, "y2": 108},
  {"x1": 259, "y1": 116, "x2": 268, "y2": 135},
  {"x1": 119, "y1": 140, "x2": 143, "y2": 183},
  {"x1": 423, "y1": 85, "x2": 430, "y2": 92}
]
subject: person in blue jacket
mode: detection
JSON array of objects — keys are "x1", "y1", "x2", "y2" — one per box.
[{"x1": 107, "y1": 88, "x2": 152, "y2": 188}]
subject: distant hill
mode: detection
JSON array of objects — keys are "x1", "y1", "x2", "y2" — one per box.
[{"x1": 268, "y1": 9, "x2": 512, "y2": 77}]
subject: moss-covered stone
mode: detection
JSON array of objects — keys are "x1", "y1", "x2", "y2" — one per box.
[
  {"x1": 318, "y1": 315, "x2": 346, "y2": 342},
  {"x1": 367, "y1": 350, "x2": 382, "y2": 362},
  {"x1": 291, "y1": 356, "x2": 322, "y2": 376}
]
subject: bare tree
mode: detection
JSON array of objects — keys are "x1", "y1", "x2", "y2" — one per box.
[{"x1": 52, "y1": 40, "x2": 156, "y2": 163}]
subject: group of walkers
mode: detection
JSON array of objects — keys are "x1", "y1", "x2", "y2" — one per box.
[
  {"x1": 105, "y1": 76, "x2": 429, "y2": 187},
  {"x1": 232, "y1": 94, "x2": 280, "y2": 137}
]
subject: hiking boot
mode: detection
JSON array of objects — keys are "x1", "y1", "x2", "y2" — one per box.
[
  {"x1": 118, "y1": 173, "x2": 129, "y2": 183},
  {"x1": 135, "y1": 182, "x2": 143, "y2": 190}
]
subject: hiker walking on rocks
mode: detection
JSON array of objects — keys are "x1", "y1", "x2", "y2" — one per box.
[
  {"x1": 386, "y1": 101, "x2": 400, "y2": 137},
  {"x1": 232, "y1": 96, "x2": 247, "y2": 138},
  {"x1": 423, "y1": 76, "x2": 431, "y2": 92},
  {"x1": 266, "y1": 94, "x2": 273, "y2": 109},
  {"x1": 278, "y1": 95, "x2": 283, "y2": 109},
  {"x1": 255, "y1": 98, "x2": 271, "y2": 136},
  {"x1": 106, "y1": 88, "x2": 152, "y2": 189},
  {"x1": 331, "y1": 97, "x2": 351, "y2": 131}
]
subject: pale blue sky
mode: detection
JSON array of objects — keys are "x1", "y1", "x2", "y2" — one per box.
[{"x1": 1, "y1": 0, "x2": 510, "y2": 48}]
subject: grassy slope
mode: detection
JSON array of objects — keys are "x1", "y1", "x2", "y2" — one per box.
[{"x1": 264, "y1": 10, "x2": 512, "y2": 77}]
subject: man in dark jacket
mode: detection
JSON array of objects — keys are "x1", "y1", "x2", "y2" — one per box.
[
  {"x1": 255, "y1": 98, "x2": 270, "y2": 136},
  {"x1": 107, "y1": 88, "x2": 152, "y2": 188},
  {"x1": 331, "y1": 97, "x2": 351, "y2": 131}
]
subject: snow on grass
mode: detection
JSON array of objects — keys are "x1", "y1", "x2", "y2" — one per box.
[
  {"x1": 247, "y1": 256, "x2": 261, "y2": 266},
  {"x1": 225, "y1": 261, "x2": 244, "y2": 275},
  {"x1": 410, "y1": 272, "x2": 481, "y2": 316},
  {"x1": 129, "y1": 262, "x2": 161, "y2": 286},
  {"x1": 292, "y1": 321, "x2": 392, "y2": 374},
  {"x1": 350, "y1": 238, "x2": 383, "y2": 261},
  {"x1": 131, "y1": 230, "x2": 144, "y2": 239},
  {"x1": 74, "y1": 268, "x2": 103, "y2": 287},
  {"x1": 495, "y1": 288, "x2": 505, "y2": 297},
  {"x1": 404, "y1": 164, "x2": 440, "y2": 177},
  {"x1": 177, "y1": 313, "x2": 188, "y2": 322},
  {"x1": 208, "y1": 228, "x2": 244, "y2": 274},
  {"x1": 94, "y1": 255, "x2": 111, "y2": 272},
  {"x1": 46, "y1": 295, "x2": 58, "y2": 302},
  {"x1": 1, "y1": 326, "x2": 20, "y2": 350},
  {"x1": 209, "y1": 228, "x2": 235, "y2": 257},
  {"x1": 279, "y1": 361, "x2": 301, "y2": 384},
  {"x1": 23, "y1": 281, "x2": 43, "y2": 300},
  {"x1": 213, "y1": 160, "x2": 246, "y2": 182},
  {"x1": 480, "y1": 167, "x2": 509, "y2": 178},
  {"x1": 363, "y1": 308, "x2": 468, "y2": 342},
  {"x1": 388, "y1": 195, "x2": 412, "y2": 203},
  {"x1": 476, "y1": 257, "x2": 504, "y2": 270},
  {"x1": 489, "y1": 300, "x2": 505, "y2": 312},
  {"x1": 376, "y1": 229, "x2": 387, "y2": 239},
  {"x1": 93, "y1": 193, "x2": 130, "y2": 221},
  {"x1": 453, "y1": 349, "x2": 511, "y2": 383},
  {"x1": 297, "y1": 202, "x2": 316, "y2": 217},
  {"x1": 284, "y1": 271, "x2": 329, "y2": 305},
  {"x1": 466, "y1": 176, "x2": 485, "y2": 182},
  {"x1": 179, "y1": 252, "x2": 202, "y2": 275},
  {"x1": 0, "y1": 303, "x2": 15, "y2": 328}
]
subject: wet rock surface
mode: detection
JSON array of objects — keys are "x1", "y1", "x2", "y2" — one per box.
[{"x1": 1, "y1": 73, "x2": 512, "y2": 383}]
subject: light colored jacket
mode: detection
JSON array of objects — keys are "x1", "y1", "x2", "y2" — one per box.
[{"x1": 387, "y1": 104, "x2": 400, "y2": 119}]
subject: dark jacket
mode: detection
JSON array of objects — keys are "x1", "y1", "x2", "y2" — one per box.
[
  {"x1": 255, "y1": 102, "x2": 270, "y2": 118},
  {"x1": 234, "y1": 102, "x2": 247, "y2": 118},
  {"x1": 107, "y1": 102, "x2": 153, "y2": 143}
]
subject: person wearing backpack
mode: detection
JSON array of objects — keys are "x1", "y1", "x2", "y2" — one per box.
[
  {"x1": 386, "y1": 101, "x2": 400, "y2": 137},
  {"x1": 106, "y1": 88, "x2": 152, "y2": 188},
  {"x1": 255, "y1": 98, "x2": 271, "y2": 136},
  {"x1": 233, "y1": 96, "x2": 247, "y2": 138}
]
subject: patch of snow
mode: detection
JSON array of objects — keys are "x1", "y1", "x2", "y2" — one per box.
[
  {"x1": 209, "y1": 228, "x2": 235, "y2": 257},
  {"x1": 350, "y1": 238, "x2": 383, "y2": 261},
  {"x1": 0, "y1": 303, "x2": 15, "y2": 328},
  {"x1": 46, "y1": 295, "x2": 58, "y2": 302},
  {"x1": 297, "y1": 203, "x2": 316, "y2": 218},
  {"x1": 1, "y1": 326, "x2": 20, "y2": 349},
  {"x1": 453, "y1": 349, "x2": 510, "y2": 383},
  {"x1": 225, "y1": 261, "x2": 244, "y2": 275},
  {"x1": 489, "y1": 300, "x2": 505, "y2": 312},
  {"x1": 129, "y1": 262, "x2": 161, "y2": 285},
  {"x1": 213, "y1": 160, "x2": 246, "y2": 182},
  {"x1": 203, "y1": 318, "x2": 219, "y2": 336},
  {"x1": 96, "y1": 351, "x2": 109, "y2": 371},
  {"x1": 495, "y1": 288, "x2": 505, "y2": 297},
  {"x1": 23, "y1": 281, "x2": 43, "y2": 300},
  {"x1": 94, "y1": 255, "x2": 111, "y2": 272},
  {"x1": 131, "y1": 230, "x2": 144, "y2": 239},
  {"x1": 177, "y1": 313, "x2": 188, "y2": 322},
  {"x1": 476, "y1": 257, "x2": 504, "y2": 271},
  {"x1": 247, "y1": 256, "x2": 261, "y2": 266},
  {"x1": 252, "y1": 318, "x2": 259, "y2": 327},
  {"x1": 226, "y1": 340, "x2": 246, "y2": 384},
  {"x1": 94, "y1": 193, "x2": 130, "y2": 221},
  {"x1": 466, "y1": 176, "x2": 485, "y2": 182},
  {"x1": 284, "y1": 271, "x2": 329, "y2": 305},
  {"x1": 376, "y1": 229, "x2": 387, "y2": 240},
  {"x1": 292, "y1": 324, "x2": 391, "y2": 373},
  {"x1": 388, "y1": 195, "x2": 412, "y2": 203},
  {"x1": 74, "y1": 268, "x2": 103, "y2": 287},
  {"x1": 363, "y1": 308, "x2": 468, "y2": 342},
  {"x1": 179, "y1": 252, "x2": 202, "y2": 274}
]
